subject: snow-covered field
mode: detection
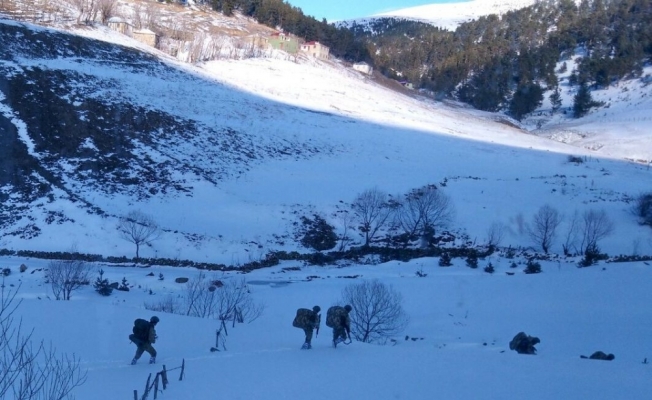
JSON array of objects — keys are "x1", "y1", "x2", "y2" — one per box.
[
  {"x1": 2, "y1": 254, "x2": 651, "y2": 400},
  {"x1": 1, "y1": 14, "x2": 652, "y2": 399}
]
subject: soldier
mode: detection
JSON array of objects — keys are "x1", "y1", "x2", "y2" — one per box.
[
  {"x1": 509, "y1": 331, "x2": 539, "y2": 355},
  {"x1": 292, "y1": 306, "x2": 321, "y2": 349},
  {"x1": 130, "y1": 316, "x2": 159, "y2": 364},
  {"x1": 326, "y1": 305, "x2": 352, "y2": 348}
]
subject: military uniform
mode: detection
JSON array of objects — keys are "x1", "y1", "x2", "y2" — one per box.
[
  {"x1": 327, "y1": 305, "x2": 351, "y2": 346},
  {"x1": 132, "y1": 316, "x2": 159, "y2": 364},
  {"x1": 293, "y1": 306, "x2": 321, "y2": 349}
]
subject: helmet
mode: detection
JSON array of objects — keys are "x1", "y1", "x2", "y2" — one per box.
[
  {"x1": 313, "y1": 305, "x2": 321, "y2": 313},
  {"x1": 150, "y1": 316, "x2": 160, "y2": 324},
  {"x1": 344, "y1": 305, "x2": 352, "y2": 312}
]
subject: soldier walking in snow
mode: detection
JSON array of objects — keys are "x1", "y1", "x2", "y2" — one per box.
[
  {"x1": 326, "y1": 305, "x2": 352, "y2": 347},
  {"x1": 293, "y1": 306, "x2": 321, "y2": 349},
  {"x1": 130, "y1": 316, "x2": 160, "y2": 364}
]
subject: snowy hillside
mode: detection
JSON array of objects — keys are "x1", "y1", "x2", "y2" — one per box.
[
  {"x1": 0, "y1": 17, "x2": 651, "y2": 265},
  {"x1": 0, "y1": 11, "x2": 651, "y2": 400},
  {"x1": 342, "y1": 0, "x2": 538, "y2": 31}
]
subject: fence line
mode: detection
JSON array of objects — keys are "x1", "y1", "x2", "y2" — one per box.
[{"x1": 133, "y1": 359, "x2": 185, "y2": 400}]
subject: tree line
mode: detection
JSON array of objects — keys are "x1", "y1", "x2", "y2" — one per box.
[{"x1": 346, "y1": 0, "x2": 652, "y2": 119}]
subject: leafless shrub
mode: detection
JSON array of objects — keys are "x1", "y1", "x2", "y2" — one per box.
[
  {"x1": 335, "y1": 209, "x2": 354, "y2": 251},
  {"x1": 395, "y1": 185, "x2": 454, "y2": 242},
  {"x1": 527, "y1": 205, "x2": 562, "y2": 253},
  {"x1": 351, "y1": 188, "x2": 395, "y2": 247},
  {"x1": 580, "y1": 209, "x2": 614, "y2": 253},
  {"x1": 183, "y1": 273, "x2": 264, "y2": 324},
  {"x1": 563, "y1": 210, "x2": 581, "y2": 255},
  {"x1": 486, "y1": 221, "x2": 507, "y2": 248},
  {"x1": 1, "y1": 285, "x2": 87, "y2": 399},
  {"x1": 47, "y1": 257, "x2": 91, "y2": 301},
  {"x1": 144, "y1": 295, "x2": 180, "y2": 314},
  {"x1": 116, "y1": 210, "x2": 160, "y2": 260},
  {"x1": 342, "y1": 280, "x2": 409, "y2": 344}
]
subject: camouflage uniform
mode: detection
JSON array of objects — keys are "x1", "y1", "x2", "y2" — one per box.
[
  {"x1": 132, "y1": 317, "x2": 159, "y2": 364},
  {"x1": 293, "y1": 307, "x2": 321, "y2": 347},
  {"x1": 328, "y1": 305, "x2": 351, "y2": 344}
]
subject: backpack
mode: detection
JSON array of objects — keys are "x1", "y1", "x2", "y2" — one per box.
[
  {"x1": 132, "y1": 318, "x2": 150, "y2": 342},
  {"x1": 292, "y1": 308, "x2": 314, "y2": 329},
  {"x1": 325, "y1": 306, "x2": 344, "y2": 328}
]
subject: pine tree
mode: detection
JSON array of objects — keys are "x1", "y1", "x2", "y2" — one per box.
[
  {"x1": 550, "y1": 86, "x2": 562, "y2": 113},
  {"x1": 93, "y1": 269, "x2": 113, "y2": 296},
  {"x1": 573, "y1": 82, "x2": 596, "y2": 118}
]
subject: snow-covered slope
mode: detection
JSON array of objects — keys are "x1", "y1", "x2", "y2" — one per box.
[
  {"x1": 350, "y1": 0, "x2": 538, "y2": 31},
  {"x1": 0, "y1": 17, "x2": 651, "y2": 265}
]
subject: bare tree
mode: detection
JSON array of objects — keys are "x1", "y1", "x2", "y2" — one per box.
[
  {"x1": 47, "y1": 257, "x2": 91, "y2": 301},
  {"x1": 351, "y1": 188, "x2": 395, "y2": 247},
  {"x1": 563, "y1": 210, "x2": 581, "y2": 255},
  {"x1": 335, "y1": 209, "x2": 354, "y2": 251},
  {"x1": 580, "y1": 209, "x2": 615, "y2": 253},
  {"x1": 485, "y1": 221, "x2": 507, "y2": 248},
  {"x1": 1, "y1": 284, "x2": 87, "y2": 399},
  {"x1": 182, "y1": 273, "x2": 264, "y2": 324},
  {"x1": 527, "y1": 205, "x2": 562, "y2": 253},
  {"x1": 117, "y1": 210, "x2": 160, "y2": 260},
  {"x1": 342, "y1": 280, "x2": 409, "y2": 344},
  {"x1": 395, "y1": 185, "x2": 454, "y2": 243},
  {"x1": 97, "y1": 0, "x2": 116, "y2": 24}
]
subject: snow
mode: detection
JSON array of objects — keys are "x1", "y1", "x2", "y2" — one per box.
[
  {"x1": 341, "y1": 0, "x2": 540, "y2": 31},
  {"x1": 0, "y1": 12, "x2": 651, "y2": 400},
  {"x1": 3, "y1": 255, "x2": 652, "y2": 400}
]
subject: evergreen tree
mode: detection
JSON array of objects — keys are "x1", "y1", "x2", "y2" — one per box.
[
  {"x1": 93, "y1": 269, "x2": 113, "y2": 296},
  {"x1": 549, "y1": 86, "x2": 562, "y2": 112},
  {"x1": 573, "y1": 82, "x2": 595, "y2": 118},
  {"x1": 508, "y1": 82, "x2": 544, "y2": 121}
]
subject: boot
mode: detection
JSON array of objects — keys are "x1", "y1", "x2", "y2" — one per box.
[
  {"x1": 149, "y1": 357, "x2": 156, "y2": 364},
  {"x1": 131, "y1": 358, "x2": 137, "y2": 365}
]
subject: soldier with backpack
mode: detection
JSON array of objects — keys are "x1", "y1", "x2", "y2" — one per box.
[
  {"x1": 129, "y1": 316, "x2": 159, "y2": 364},
  {"x1": 292, "y1": 306, "x2": 321, "y2": 349},
  {"x1": 325, "y1": 305, "x2": 352, "y2": 348}
]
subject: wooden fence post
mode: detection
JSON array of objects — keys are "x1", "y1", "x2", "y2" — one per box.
[
  {"x1": 153, "y1": 373, "x2": 159, "y2": 400},
  {"x1": 161, "y1": 365, "x2": 168, "y2": 389},
  {"x1": 141, "y1": 373, "x2": 151, "y2": 400},
  {"x1": 179, "y1": 359, "x2": 185, "y2": 381}
]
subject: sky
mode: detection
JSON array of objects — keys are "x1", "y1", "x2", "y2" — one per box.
[
  {"x1": 1, "y1": 13, "x2": 652, "y2": 400},
  {"x1": 285, "y1": 0, "x2": 463, "y2": 22}
]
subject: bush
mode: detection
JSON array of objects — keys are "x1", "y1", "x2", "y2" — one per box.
[
  {"x1": 465, "y1": 255, "x2": 478, "y2": 269},
  {"x1": 578, "y1": 244, "x2": 608, "y2": 267},
  {"x1": 298, "y1": 214, "x2": 337, "y2": 251},
  {"x1": 484, "y1": 263, "x2": 495, "y2": 274},
  {"x1": 632, "y1": 192, "x2": 652, "y2": 227},
  {"x1": 524, "y1": 260, "x2": 542, "y2": 274},
  {"x1": 2, "y1": 268, "x2": 10, "y2": 276},
  {"x1": 117, "y1": 277, "x2": 130, "y2": 291},
  {"x1": 439, "y1": 252, "x2": 452, "y2": 267}
]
